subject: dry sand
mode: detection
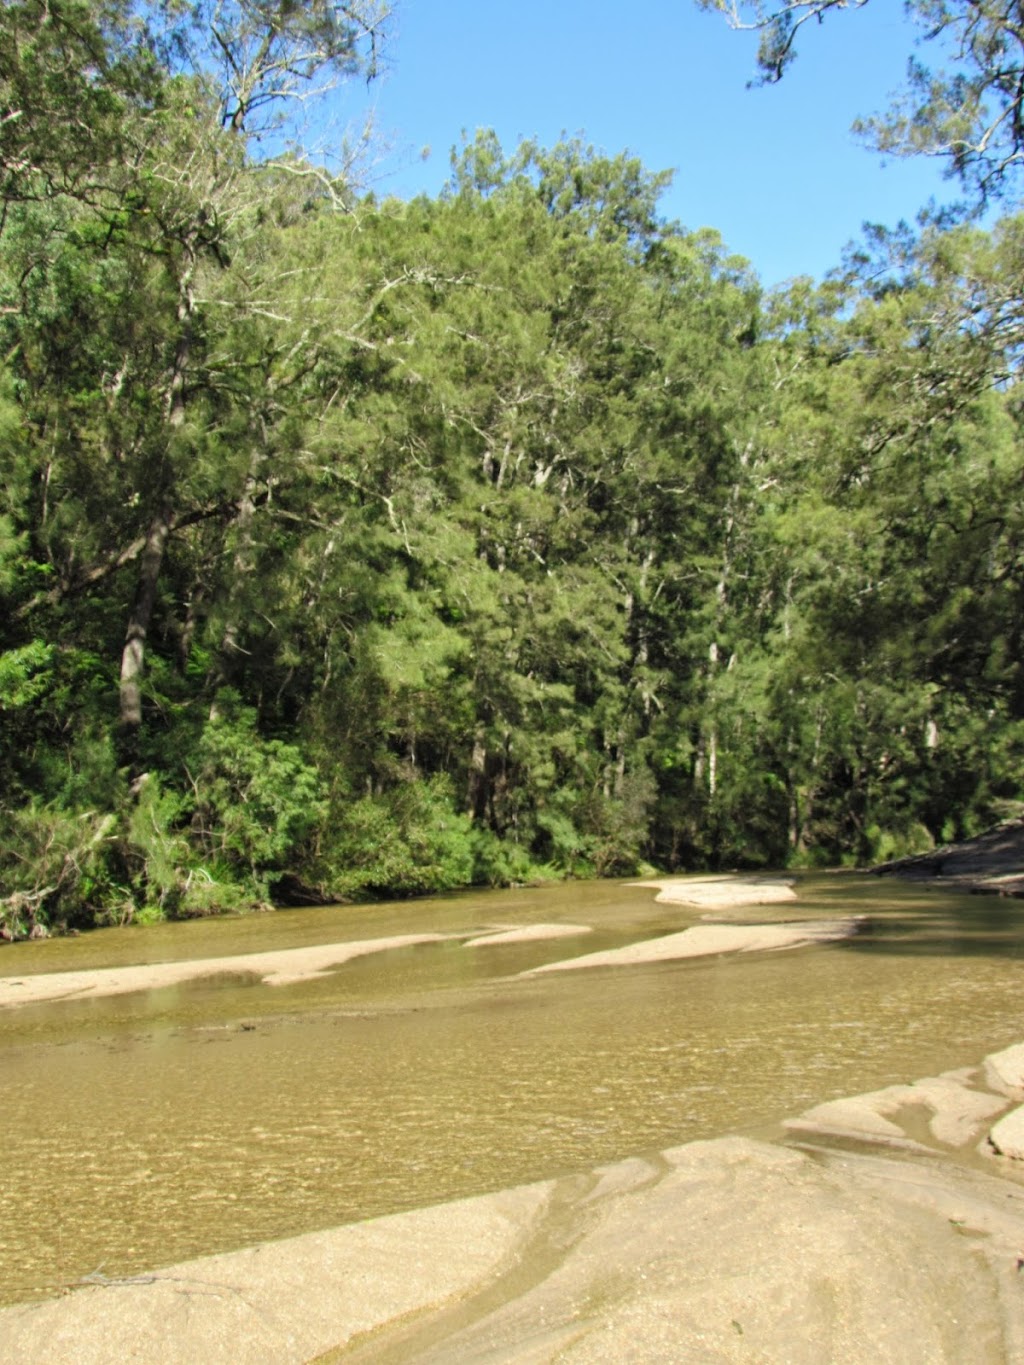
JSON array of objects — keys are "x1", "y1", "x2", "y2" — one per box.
[
  {"x1": 463, "y1": 924, "x2": 592, "y2": 947},
  {"x1": 631, "y1": 874, "x2": 798, "y2": 908},
  {"x1": 523, "y1": 916, "x2": 862, "y2": 975},
  {"x1": 0, "y1": 877, "x2": 838, "y2": 1010}
]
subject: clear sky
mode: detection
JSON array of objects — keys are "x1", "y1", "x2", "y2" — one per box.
[{"x1": 338, "y1": 0, "x2": 960, "y2": 289}]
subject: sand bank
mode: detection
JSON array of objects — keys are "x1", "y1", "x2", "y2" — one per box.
[
  {"x1": 463, "y1": 923, "x2": 592, "y2": 947},
  {"x1": 0, "y1": 877, "x2": 835, "y2": 1009},
  {"x1": 524, "y1": 915, "x2": 862, "y2": 975},
  {"x1": 631, "y1": 874, "x2": 797, "y2": 907},
  {"x1": 0, "y1": 933, "x2": 452, "y2": 1009}
]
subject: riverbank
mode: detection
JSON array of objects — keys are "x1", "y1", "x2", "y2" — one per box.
[
  {"x1": 4, "y1": 1038, "x2": 1024, "y2": 1363},
  {"x1": 875, "y1": 818, "x2": 1024, "y2": 896}
]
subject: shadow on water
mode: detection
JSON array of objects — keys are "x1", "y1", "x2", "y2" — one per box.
[{"x1": 810, "y1": 871, "x2": 1024, "y2": 960}]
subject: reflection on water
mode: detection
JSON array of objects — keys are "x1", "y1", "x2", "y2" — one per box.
[{"x1": 2, "y1": 874, "x2": 1024, "y2": 1305}]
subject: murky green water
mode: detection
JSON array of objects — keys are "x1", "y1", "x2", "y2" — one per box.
[{"x1": 3, "y1": 873, "x2": 1024, "y2": 1305}]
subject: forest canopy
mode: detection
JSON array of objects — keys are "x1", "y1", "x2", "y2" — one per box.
[{"x1": 2, "y1": 0, "x2": 1023, "y2": 932}]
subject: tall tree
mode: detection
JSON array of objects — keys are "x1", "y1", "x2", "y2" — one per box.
[{"x1": 699, "y1": 0, "x2": 1024, "y2": 204}]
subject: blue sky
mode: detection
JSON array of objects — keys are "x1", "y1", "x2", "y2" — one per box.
[{"x1": 340, "y1": 0, "x2": 960, "y2": 289}]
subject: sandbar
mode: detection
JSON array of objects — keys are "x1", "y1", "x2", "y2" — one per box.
[
  {"x1": 631, "y1": 874, "x2": 797, "y2": 907},
  {"x1": 0, "y1": 933, "x2": 450, "y2": 1009},
  {"x1": 524, "y1": 916, "x2": 862, "y2": 975},
  {"x1": 463, "y1": 923, "x2": 592, "y2": 947}
]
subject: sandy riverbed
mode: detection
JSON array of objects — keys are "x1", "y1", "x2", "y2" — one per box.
[{"x1": 0, "y1": 933, "x2": 456, "y2": 1009}]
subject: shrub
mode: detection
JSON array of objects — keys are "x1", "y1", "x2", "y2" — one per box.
[
  {"x1": 318, "y1": 775, "x2": 475, "y2": 897},
  {"x1": 0, "y1": 802, "x2": 118, "y2": 933},
  {"x1": 190, "y1": 699, "x2": 327, "y2": 895}
]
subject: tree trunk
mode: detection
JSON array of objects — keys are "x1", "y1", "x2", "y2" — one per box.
[
  {"x1": 119, "y1": 251, "x2": 194, "y2": 764},
  {"x1": 118, "y1": 506, "x2": 172, "y2": 766},
  {"x1": 467, "y1": 727, "x2": 488, "y2": 819}
]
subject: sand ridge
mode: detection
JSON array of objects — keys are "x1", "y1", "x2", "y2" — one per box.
[
  {"x1": 522, "y1": 915, "x2": 864, "y2": 975},
  {"x1": 630, "y1": 874, "x2": 798, "y2": 907}
]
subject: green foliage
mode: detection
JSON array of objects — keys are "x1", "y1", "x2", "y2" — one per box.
[
  {"x1": 317, "y1": 775, "x2": 475, "y2": 898},
  {"x1": 468, "y1": 827, "x2": 551, "y2": 888},
  {"x1": 190, "y1": 699, "x2": 327, "y2": 893},
  {"x1": 0, "y1": 803, "x2": 118, "y2": 932},
  {"x1": 2, "y1": 0, "x2": 1023, "y2": 924},
  {"x1": 0, "y1": 642, "x2": 54, "y2": 709},
  {"x1": 120, "y1": 776, "x2": 191, "y2": 918}
]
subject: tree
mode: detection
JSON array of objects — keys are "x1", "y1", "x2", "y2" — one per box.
[
  {"x1": 0, "y1": 0, "x2": 398, "y2": 921},
  {"x1": 694, "y1": 217, "x2": 1024, "y2": 864},
  {"x1": 699, "y1": 0, "x2": 1024, "y2": 205},
  {"x1": 157, "y1": 1, "x2": 388, "y2": 138},
  {"x1": 2, "y1": 0, "x2": 393, "y2": 754},
  {"x1": 0, "y1": 0, "x2": 162, "y2": 222},
  {"x1": 286, "y1": 136, "x2": 764, "y2": 880}
]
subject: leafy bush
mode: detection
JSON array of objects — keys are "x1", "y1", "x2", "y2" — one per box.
[
  {"x1": 0, "y1": 802, "x2": 118, "y2": 933},
  {"x1": 190, "y1": 699, "x2": 327, "y2": 895},
  {"x1": 318, "y1": 775, "x2": 475, "y2": 897},
  {"x1": 123, "y1": 776, "x2": 191, "y2": 913},
  {"x1": 469, "y1": 826, "x2": 551, "y2": 887}
]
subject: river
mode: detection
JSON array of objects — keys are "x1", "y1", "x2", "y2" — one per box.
[{"x1": 2, "y1": 872, "x2": 1023, "y2": 1307}]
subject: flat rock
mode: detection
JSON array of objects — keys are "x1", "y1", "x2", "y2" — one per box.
[
  {"x1": 7, "y1": 1111, "x2": 1024, "y2": 1362},
  {"x1": 875, "y1": 819, "x2": 1024, "y2": 885},
  {"x1": 983, "y1": 1042, "x2": 1024, "y2": 1099},
  {"x1": 787, "y1": 1073, "x2": 1009, "y2": 1150},
  {"x1": 0, "y1": 1186, "x2": 551, "y2": 1365},
  {"x1": 988, "y1": 1105, "x2": 1024, "y2": 1160}
]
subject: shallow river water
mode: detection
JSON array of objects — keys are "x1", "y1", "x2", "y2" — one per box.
[{"x1": 2, "y1": 873, "x2": 1024, "y2": 1306}]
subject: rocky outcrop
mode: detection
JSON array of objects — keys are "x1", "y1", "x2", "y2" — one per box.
[
  {"x1": 785, "y1": 1068, "x2": 1009, "y2": 1151},
  {"x1": 989, "y1": 1107, "x2": 1024, "y2": 1161},
  {"x1": 875, "y1": 819, "x2": 1024, "y2": 896}
]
